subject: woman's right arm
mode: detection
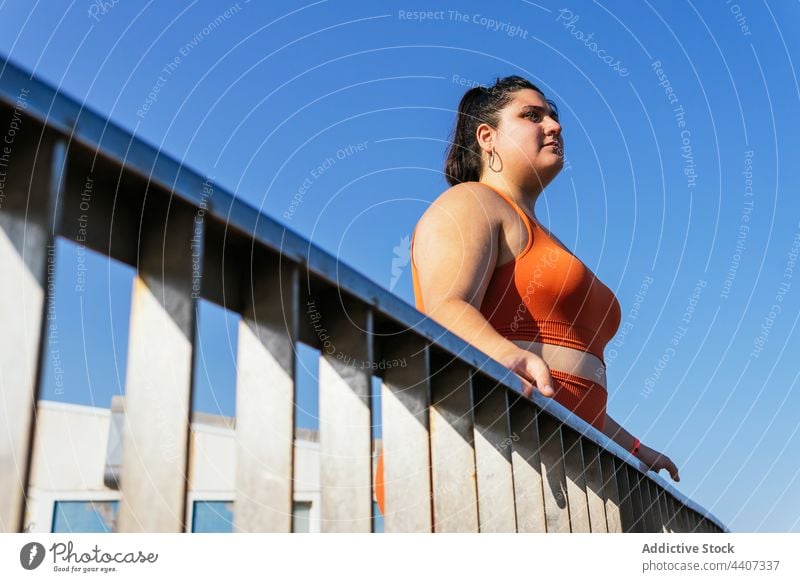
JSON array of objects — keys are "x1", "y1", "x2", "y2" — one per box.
[{"x1": 412, "y1": 184, "x2": 554, "y2": 398}]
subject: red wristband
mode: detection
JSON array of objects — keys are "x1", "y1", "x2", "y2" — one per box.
[{"x1": 630, "y1": 437, "x2": 641, "y2": 457}]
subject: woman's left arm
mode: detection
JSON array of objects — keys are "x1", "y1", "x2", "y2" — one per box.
[{"x1": 603, "y1": 414, "x2": 680, "y2": 482}]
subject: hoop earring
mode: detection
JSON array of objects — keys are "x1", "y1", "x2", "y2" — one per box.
[{"x1": 488, "y1": 146, "x2": 501, "y2": 173}]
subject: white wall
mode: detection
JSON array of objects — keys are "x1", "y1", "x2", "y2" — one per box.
[{"x1": 24, "y1": 400, "x2": 323, "y2": 533}]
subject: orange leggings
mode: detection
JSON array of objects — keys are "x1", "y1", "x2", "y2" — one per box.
[
  {"x1": 374, "y1": 370, "x2": 606, "y2": 515},
  {"x1": 549, "y1": 369, "x2": 607, "y2": 431}
]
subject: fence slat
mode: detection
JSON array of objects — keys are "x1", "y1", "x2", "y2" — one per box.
[
  {"x1": 317, "y1": 297, "x2": 374, "y2": 532},
  {"x1": 678, "y1": 502, "x2": 693, "y2": 533},
  {"x1": 233, "y1": 259, "x2": 298, "y2": 532},
  {"x1": 117, "y1": 198, "x2": 198, "y2": 532},
  {"x1": 508, "y1": 398, "x2": 547, "y2": 533},
  {"x1": 661, "y1": 488, "x2": 675, "y2": 533},
  {"x1": 0, "y1": 135, "x2": 65, "y2": 532},
  {"x1": 599, "y1": 453, "x2": 622, "y2": 532},
  {"x1": 537, "y1": 412, "x2": 571, "y2": 532},
  {"x1": 381, "y1": 333, "x2": 432, "y2": 532},
  {"x1": 471, "y1": 378, "x2": 517, "y2": 532},
  {"x1": 639, "y1": 475, "x2": 655, "y2": 532},
  {"x1": 649, "y1": 480, "x2": 665, "y2": 533},
  {"x1": 429, "y1": 353, "x2": 479, "y2": 532},
  {"x1": 581, "y1": 440, "x2": 608, "y2": 533},
  {"x1": 686, "y1": 509, "x2": 700, "y2": 533},
  {"x1": 614, "y1": 459, "x2": 635, "y2": 532},
  {"x1": 562, "y1": 429, "x2": 591, "y2": 532},
  {"x1": 664, "y1": 494, "x2": 680, "y2": 533},
  {"x1": 627, "y1": 467, "x2": 646, "y2": 533}
]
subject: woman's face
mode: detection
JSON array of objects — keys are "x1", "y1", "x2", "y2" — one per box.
[{"x1": 488, "y1": 88, "x2": 563, "y2": 189}]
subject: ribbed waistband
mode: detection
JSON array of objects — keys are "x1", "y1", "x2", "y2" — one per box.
[{"x1": 494, "y1": 319, "x2": 608, "y2": 363}]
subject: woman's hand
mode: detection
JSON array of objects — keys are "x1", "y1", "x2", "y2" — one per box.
[
  {"x1": 494, "y1": 346, "x2": 556, "y2": 398},
  {"x1": 637, "y1": 444, "x2": 680, "y2": 482}
]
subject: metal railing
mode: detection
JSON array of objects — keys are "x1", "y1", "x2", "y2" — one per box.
[{"x1": 0, "y1": 56, "x2": 727, "y2": 533}]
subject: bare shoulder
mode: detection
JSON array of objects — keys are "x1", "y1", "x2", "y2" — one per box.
[
  {"x1": 431, "y1": 181, "x2": 507, "y2": 211},
  {"x1": 417, "y1": 181, "x2": 506, "y2": 228},
  {"x1": 412, "y1": 182, "x2": 505, "y2": 309}
]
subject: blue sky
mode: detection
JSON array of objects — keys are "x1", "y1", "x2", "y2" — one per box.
[{"x1": 3, "y1": 0, "x2": 799, "y2": 533}]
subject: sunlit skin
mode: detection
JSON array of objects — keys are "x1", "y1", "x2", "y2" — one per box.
[
  {"x1": 477, "y1": 88, "x2": 565, "y2": 201},
  {"x1": 414, "y1": 87, "x2": 679, "y2": 480}
]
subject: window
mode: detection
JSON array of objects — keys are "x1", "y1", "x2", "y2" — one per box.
[
  {"x1": 191, "y1": 500, "x2": 315, "y2": 532},
  {"x1": 191, "y1": 500, "x2": 234, "y2": 533},
  {"x1": 51, "y1": 500, "x2": 119, "y2": 533},
  {"x1": 292, "y1": 501, "x2": 312, "y2": 533},
  {"x1": 372, "y1": 501, "x2": 384, "y2": 533}
]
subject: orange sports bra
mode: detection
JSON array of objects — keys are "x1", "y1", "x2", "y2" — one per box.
[{"x1": 410, "y1": 184, "x2": 622, "y2": 364}]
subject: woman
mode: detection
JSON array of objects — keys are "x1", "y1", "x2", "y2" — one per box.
[{"x1": 376, "y1": 75, "x2": 678, "y2": 516}]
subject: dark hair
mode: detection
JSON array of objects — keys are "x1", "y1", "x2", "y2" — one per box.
[{"x1": 444, "y1": 75, "x2": 557, "y2": 187}]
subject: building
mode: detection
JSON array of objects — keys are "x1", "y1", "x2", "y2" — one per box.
[{"x1": 24, "y1": 397, "x2": 384, "y2": 533}]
